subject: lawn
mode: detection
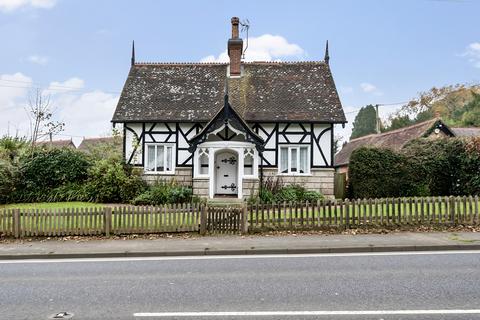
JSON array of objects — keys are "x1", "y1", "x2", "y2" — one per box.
[{"x1": 0, "y1": 202, "x2": 104, "y2": 210}]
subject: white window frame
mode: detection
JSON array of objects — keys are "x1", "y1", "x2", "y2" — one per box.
[
  {"x1": 243, "y1": 148, "x2": 256, "y2": 178},
  {"x1": 195, "y1": 148, "x2": 210, "y2": 178},
  {"x1": 278, "y1": 145, "x2": 310, "y2": 175},
  {"x1": 144, "y1": 143, "x2": 175, "y2": 174}
]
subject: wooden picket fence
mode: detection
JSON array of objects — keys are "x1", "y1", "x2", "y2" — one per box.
[
  {"x1": 1, "y1": 196, "x2": 479, "y2": 238},
  {"x1": 0, "y1": 203, "x2": 202, "y2": 238},
  {"x1": 248, "y1": 196, "x2": 480, "y2": 231}
]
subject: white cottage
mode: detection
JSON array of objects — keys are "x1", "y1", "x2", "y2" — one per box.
[{"x1": 112, "y1": 17, "x2": 346, "y2": 199}]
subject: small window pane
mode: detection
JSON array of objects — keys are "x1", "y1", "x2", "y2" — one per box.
[
  {"x1": 299, "y1": 147, "x2": 308, "y2": 173},
  {"x1": 291, "y1": 148, "x2": 297, "y2": 172},
  {"x1": 146, "y1": 145, "x2": 156, "y2": 171},
  {"x1": 244, "y1": 153, "x2": 253, "y2": 175},
  {"x1": 200, "y1": 153, "x2": 209, "y2": 175},
  {"x1": 166, "y1": 147, "x2": 172, "y2": 171},
  {"x1": 156, "y1": 146, "x2": 164, "y2": 172},
  {"x1": 280, "y1": 147, "x2": 288, "y2": 173}
]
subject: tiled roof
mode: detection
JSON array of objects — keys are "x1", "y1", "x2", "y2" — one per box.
[
  {"x1": 36, "y1": 139, "x2": 76, "y2": 148},
  {"x1": 78, "y1": 136, "x2": 122, "y2": 154},
  {"x1": 112, "y1": 61, "x2": 346, "y2": 123},
  {"x1": 334, "y1": 119, "x2": 445, "y2": 167},
  {"x1": 451, "y1": 127, "x2": 480, "y2": 137}
]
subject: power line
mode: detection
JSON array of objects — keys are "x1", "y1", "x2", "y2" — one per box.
[
  {"x1": 344, "y1": 100, "x2": 410, "y2": 115},
  {"x1": 0, "y1": 80, "x2": 121, "y2": 94}
]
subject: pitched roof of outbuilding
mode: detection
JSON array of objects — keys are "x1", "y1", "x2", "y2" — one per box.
[
  {"x1": 451, "y1": 127, "x2": 480, "y2": 137},
  {"x1": 36, "y1": 139, "x2": 76, "y2": 148},
  {"x1": 112, "y1": 61, "x2": 346, "y2": 123},
  {"x1": 334, "y1": 118, "x2": 452, "y2": 167},
  {"x1": 77, "y1": 136, "x2": 122, "y2": 154}
]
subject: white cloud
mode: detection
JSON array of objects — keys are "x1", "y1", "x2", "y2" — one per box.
[
  {"x1": 0, "y1": 73, "x2": 118, "y2": 142},
  {"x1": 0, "y1": 0, "x2": 57, "y2": 12},
  {"x1": 46, "y1": 77, "x2": 85, "y2": 94},
  {"x1": 201, "y1": 34, "x2": 305, "y2": 62},
  {"x1": 360, "y1": 82, "x2": 383, "y2": 96},
  {"x1": 464, "y1": 42, "x2": 480, "y2": 68},
  {"x1": 27, "y1": 55, "x2": 48, "y2": 65}
]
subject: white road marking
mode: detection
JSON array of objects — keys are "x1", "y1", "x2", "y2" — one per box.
[
  {"x1": 1, "y1": 250, "x2": 479, "y2": 264},
  {"x1": 133, "y1": 309, "x2": 480, "y2": 317}
]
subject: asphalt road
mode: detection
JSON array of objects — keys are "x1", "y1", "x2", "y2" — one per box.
[{"x1": 1, "y1": 251, "x2": 480, "y2": 320}]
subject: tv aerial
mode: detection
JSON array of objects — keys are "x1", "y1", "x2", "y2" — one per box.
[{"x1": 240, "y1": 18, "x2": 250, "y2": 59}]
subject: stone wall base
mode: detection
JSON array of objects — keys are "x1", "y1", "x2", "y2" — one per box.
[
  {"x1": 142, "y1": 168, "x2": 193, "y2": 186},
  {"x1": 142, "y1": 167, "x2": 334, "y2": 199}
]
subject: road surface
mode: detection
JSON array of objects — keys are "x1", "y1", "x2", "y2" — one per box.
[{"x1": 1, "y1": 251, "x2": 480, "y2": 319}]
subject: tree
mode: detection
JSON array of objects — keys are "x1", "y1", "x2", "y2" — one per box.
[
  {"x1": 350, "y1": 105, "x2": 378, "y2": 140},
  {"x1": 25, "y1": 88, "x2": 64, "y2": 148},
  {"x1": 384, "y1": 114, "x2": 414, "y2": 132}
]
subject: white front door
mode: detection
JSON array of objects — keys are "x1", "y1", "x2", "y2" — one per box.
[{"x1": 215, "y1": 151, "x2": 238, "y2": 195}]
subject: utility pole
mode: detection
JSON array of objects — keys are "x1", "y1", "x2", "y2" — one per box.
[{"x1": 375, "y1": 104, "x2": 381, "y2": 134}]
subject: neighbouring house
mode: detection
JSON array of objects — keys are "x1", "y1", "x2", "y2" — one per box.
[
  {"x1": 78, "y1": 136, "x2": 122, "y2": 156},
  {"x1": 334, "y1": 118, "x2": 460, "y2": 177},
  {"x1": 36, "y1": 139, "x2": 76, "y2": 149},
  {"x1": 112, "y1": 17, "x2": 346, "y2": 199}
]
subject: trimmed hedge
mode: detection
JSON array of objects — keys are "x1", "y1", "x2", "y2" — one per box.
[{"x1": 348, "y1": 137, "x2": 480, "y2": 198}]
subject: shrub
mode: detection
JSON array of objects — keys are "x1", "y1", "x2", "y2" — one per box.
[
  {"x1": 348, "y1": 138, "x2": 480, "y2": 199},
  {"x1": 348, "y1": 147, "x2": 426, "y2": 199},
  {"x1": 253, "y1": 182, "x2": 324, "y2": 204},
  {"x1": 85, "y1": 158, "x2": 146, "y2": 203},
  {"x1": 131, "y1": 181, "x2": 195, "y2": 205},
  {"x1": 19, "y1": 148, "x2": 90, "y2": 190},
  {"x1": 0, "y1": 159, "x2": 18, "y2": 204},
  {"x1": 402, "y1": 138, "x2": 464, "y2": 196},
  {"x1": 303, "y1": 190, "x2": 324, "y2": 202},
  {"x1": 15, "y1": 148, "x2": 91, "y2": 202}
]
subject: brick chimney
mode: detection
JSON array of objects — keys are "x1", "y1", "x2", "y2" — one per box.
[{"x1": 228, "y1": 17, "x2": 243, "y2": 76}]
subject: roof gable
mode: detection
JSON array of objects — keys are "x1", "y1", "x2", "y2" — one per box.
[{"x1": 188, "y1": 94, "x2": 264, "y2": 152}]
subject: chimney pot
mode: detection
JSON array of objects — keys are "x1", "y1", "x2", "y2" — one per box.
[{"x1": 228, "y1": 17, "x2": 243, "y2": 76}]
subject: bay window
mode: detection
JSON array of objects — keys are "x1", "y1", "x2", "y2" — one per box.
[
  {"x1": 145, "y1": 144, "x2": 175, "y2": 173},
  {"x1": 279, "y1": 146, "x2": 310, "y2": 174}
]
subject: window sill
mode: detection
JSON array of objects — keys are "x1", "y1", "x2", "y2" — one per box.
[
  {"x1": 143, "y1": 171, "x2": 176, "y2": 175},
  {"x1": 193, "y1": 175, "x2": 210, "y2": 180},
  {"x1": 276, "y1": 173, "x2": 312, "y2": 177}
]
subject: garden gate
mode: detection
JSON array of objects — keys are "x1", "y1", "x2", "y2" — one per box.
[{"x1": 200, "y1": 206, "x2": 247, "y2": 234}]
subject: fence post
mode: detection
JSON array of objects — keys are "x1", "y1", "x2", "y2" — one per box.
[
  {"x1": 344, "y1": 199, "x2": 350, "y2": 230},
  {"x1": 241, "y1": 204, "x2": 248, "y2": 234},
  {"x1": 449, "y1": 196, "x2": 455, "y2": 225},
  {"x1": 104, "y1": 207, "x2": 112, "y2": 237},
  {"x1": 13, "y1": 209, "x2": 21, "y2": 239},
  {"x1": 200, "y1": 204, "x2": 208, "y2": 235}
]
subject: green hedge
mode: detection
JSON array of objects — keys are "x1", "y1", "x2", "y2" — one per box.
[{"x1": 348, "y1": 137, "x2": 480, "y2": 198}]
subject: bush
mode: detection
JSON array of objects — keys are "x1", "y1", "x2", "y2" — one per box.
[
  {"x1": 131, "y1": 181, "x2": 195, "y2": 205},
  {"x1": 348, "y1": 138, "x2": 480, "y2": 199},
  {"x1": 348, "y1": 147, "x2": 426, "y2": 199},
  {"x1": 15, "y1": 148, "x2": 91, "y2": 202},
  {"x1": 19, "y1": 148, "x2": 90, "y2": 190},
  {"x1": 253, "y1": 182, "x2": 324, "y2": 204},
  {"x1": 84, "y1": 158, "x2": 146, "y2": 203},
  {"x1": 0, "y1": 159, "x2": 18, "y2": 204}
]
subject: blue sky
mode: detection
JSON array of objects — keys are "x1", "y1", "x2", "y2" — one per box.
[{"x1": 0, "y1": 0, "x2": 479, "y2": 144}]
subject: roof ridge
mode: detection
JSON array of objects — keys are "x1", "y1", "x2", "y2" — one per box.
[
  {"x1": 244, "y1": 60, "x2": 326, "y2": 65},
  {"x1": 135, "y1": 62, "x2": 228, "y2": 66},
  {"x1": 347, "y1": 118, "x2": 438, "y2": 143},
  {"x1": 134, "y1": 61, "x2": 327, "y2": 66}
]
